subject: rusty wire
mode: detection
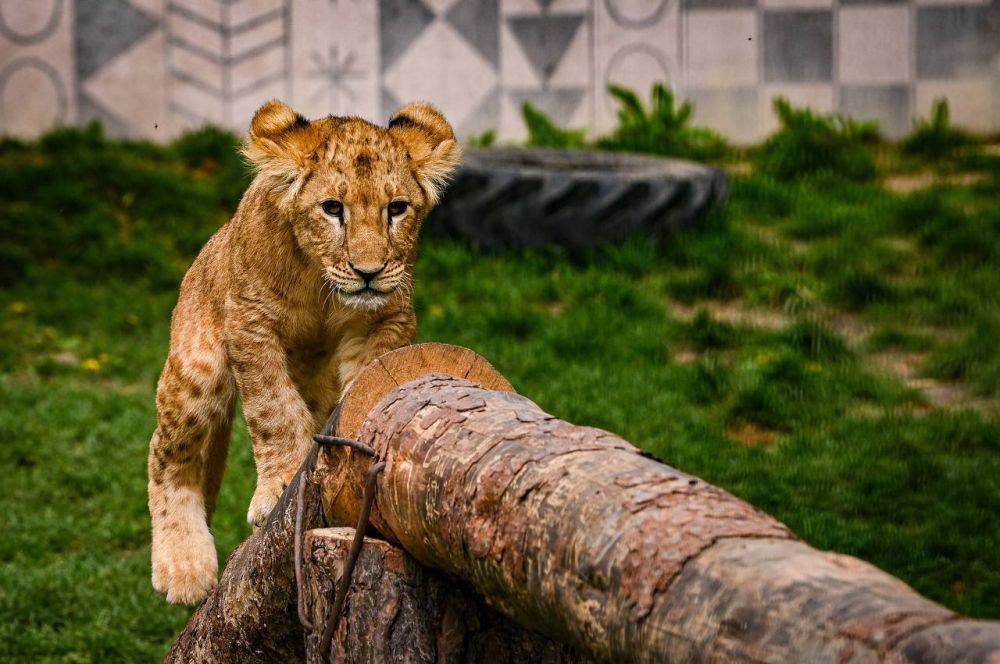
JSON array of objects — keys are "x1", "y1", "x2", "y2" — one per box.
[
  {"x1": 313, "y1": 434, "x2": 377, "y2": 457},
  {"x1": 294, "y1": 462, "x2": 317, "y2": 631},
  {"x1": 318, "y1": 458, "x2": 386, "y2": 660},
  {"x1": 294, "y1": 424, "x2": 385, "y2": 661}
]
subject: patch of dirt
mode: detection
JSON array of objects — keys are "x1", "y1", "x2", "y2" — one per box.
[
  {"x1": 671, "y1": 300, "x2": 789, "y2": 331},
  {"x1": 883, "y1": 171, "x2": 988, "y2": 193},
  {"x1": 670, "y1": 299, "x2": 993, "y2": 413},
  {"x1": 724, "y1": 162, "x2": 753, "y2": 176},
  {"x1": 753, "y1": 225, "x2": 809, "y2": 255},
  {"x1": 822, "y1": 311, "x2": 873, "y2": 345},
  {"x1": 871, "y1": 350, "x2": 996, "y2": 414},
  {"x1": 674, "y1": 349, "x2": 699, "y2": 364},
  {"x1": 726, "y1": 422, "x2": 780, "y2": 448},
  {"x1": 51, "y1": 351, "x2": 79, "y2": 365}
]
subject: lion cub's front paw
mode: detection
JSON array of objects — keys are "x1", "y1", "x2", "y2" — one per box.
[
  {"x1": 247, "y1": 482, "x2": 284, "y2": 529},
  {"x1": 151, "y1": 528, "x2": 218, "y2": 605}
]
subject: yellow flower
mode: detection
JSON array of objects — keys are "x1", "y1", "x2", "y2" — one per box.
[
  {"x1": 8, "y1": 301, "x2": 28, "y2": 314},
  {"x1": 428, "y1": 304, "x2": 445, "y2": 318},
  {"x1": 754, "y1": 351, "x2": 776, "y2": 366},
  {"x1": 81, "y1": 358, "x2": 101, "y2": 372},
  {"x1": 807, "y1": 362, "x2": 822, "y2": 373}
]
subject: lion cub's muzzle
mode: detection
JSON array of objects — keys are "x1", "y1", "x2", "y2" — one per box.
[{"x1": 328, "y1": 260, "x2": 406, "y2": 310}]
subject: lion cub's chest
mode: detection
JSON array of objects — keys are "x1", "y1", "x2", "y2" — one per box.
[{"x1": 280, "y1": 299, "x2": 364, "y2": 366}]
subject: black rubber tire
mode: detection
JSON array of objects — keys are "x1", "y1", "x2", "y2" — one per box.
[{"x1": 426, "y1": 148, "x2": 727, "y2": 252}]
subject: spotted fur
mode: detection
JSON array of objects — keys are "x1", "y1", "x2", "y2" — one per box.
[{"x1": 148, "y1": 100, "x2": 458, "y2": 605}]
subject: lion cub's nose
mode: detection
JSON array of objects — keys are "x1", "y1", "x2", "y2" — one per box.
[{"x1": 350, "y1": 263, "x2": 385, "y2": 284}]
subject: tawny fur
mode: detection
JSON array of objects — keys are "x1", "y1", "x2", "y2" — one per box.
[{"x1": 148, "y1": 100, "x2": 459, "y2": 605}]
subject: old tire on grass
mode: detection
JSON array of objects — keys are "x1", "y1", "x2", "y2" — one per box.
[{"x1": 427, "y1": 147, "x2": 727, "y2": 251}]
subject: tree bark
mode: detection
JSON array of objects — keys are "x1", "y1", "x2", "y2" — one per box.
[
  {"x1": 315, "y1": 346, "x2": 1000, "y2": 664},
  {"x1": 302, "y1": 528, "x2": 580, "y2": 663},
  {"x1": 168, "y1": 343, "x2": 1000, "y2": 663},
  {"x1": 165, "y1": 446, "x2": 326, "y2": 663},
  {"x1": 321, "y1": 343, "x2": 514, "y2": 532}
]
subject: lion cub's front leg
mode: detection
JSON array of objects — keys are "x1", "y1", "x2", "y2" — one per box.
[{"x1": 227, "y1": 323, "x2": 315, "y2": 528}]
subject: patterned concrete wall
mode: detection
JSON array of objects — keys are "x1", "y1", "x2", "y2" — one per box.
[{"x1": 0, "y1": 0, "x2": 997, "y2": 143}]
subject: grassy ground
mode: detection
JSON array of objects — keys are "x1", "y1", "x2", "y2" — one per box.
[{"x1": 0, "y1": 122, "x2": 997, "y2": 661}]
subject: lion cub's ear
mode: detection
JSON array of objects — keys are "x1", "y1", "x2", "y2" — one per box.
[
  {"x1": 243, "y1": 100, "x2": 323, "y2": 197},
  {"x1": 387, "y1": 103, "x2": 460, "y2": 206}
]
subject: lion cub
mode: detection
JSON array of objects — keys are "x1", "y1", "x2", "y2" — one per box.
[{"x1": 148, "y1": 100, "x2": 459, "y2": 604}]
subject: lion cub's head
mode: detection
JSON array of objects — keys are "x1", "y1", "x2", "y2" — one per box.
[{"x1": 243, "y1": 100, "x2": 459, "y2": 311}]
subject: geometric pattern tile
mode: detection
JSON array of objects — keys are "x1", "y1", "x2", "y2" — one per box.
[
  {"x1": 686, "y1": 9, "x2": 758, "y2": 88},
  {"x1": 763, "y1": 10, "x2": 833, "y2": 82},
  {"x1": 380, "y1": 0, "x2": 435, "y2": 73},
  {"x1": 916, "y1": 78, "x2": 996, "y2": 132},
  {"x1": 840, "y1": 83, "x2": 910, "y2": 137},
  {"x1": 457, "y1": 84, "x2": 502, "y2": 137},
  {"x1": 446, "y1": 0, "x2": 500, "y2": 68},
  {"x1": 384, "y1": 19, "x2": 498, "y2": 131},
  {"x1": 290, "y1": 0, "x2": 379, "y2": 122},
  {"x1": 507, "y1": 14, "x2": 585, "y2": 83},
  {"x1": 685, "y1": 0, "x2": 756, "y2": 8},
  {"x1": 916, "y1": 5, "x2": 999, "y2": 78},
  {"x1": 0, "y1": 0, "x2": 998, "y2": 141},
  {"x1": 687, "y1": 86, "x2": 760, "y2": 143},
  {"x1": 80, "y1": 27, "x2": 166, "y2": 138},
  {"x1": 166, "y1": 0, "x2": 291, "y2": 131},
  {"x1": 839, "y1": 6, "x2": 910, "y2": 84},
  {"x1": 74, "y1": 0, "x2": 157, "y2": 81},
  {"x1": 0, "y1": 0, "x2": 76, "y2": 137},
  {"x1": 593, "y1": 0, "x2": 681, "y2": 133},
  {"x1": 507, "y1": 87, "x2": 586, "y2": 122}
]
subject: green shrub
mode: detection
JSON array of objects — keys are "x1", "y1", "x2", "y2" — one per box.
[
  {"x1": 684, "y1": 309, "x2": 738, "y2": 350},
  {"x1": 826, "y1": 267, "x2": 897, "y2": 310},
  {"x1": 595, "y1": 84, "x2": 728, "y2": 161},
  {"x1": 925, "y1": 316, "x2": 1000, "y2": 396},
  {"x1": 893, "y1": 188, "x2": 998, "y2": 267},
  {"x1": 756, "y1": 97, "x2": 878, "y2": 181},
  {"x1": 172, "y1": 126, "x2": 250, "y2": 208},
  {"x1": 522, "y1": 103, "x2": 586, "y2": 149},
  {"x1": 781, "y1": 318, "x2": 850, "y2": 361},
  {"x1": 466, "y1": 129, "x2": 497, "y2": 148},
  {"x1": 521, "y1": 84, "x2": 727, "y2": 162},
  {"x1": 0, "y1": 121, "x2": 241, "y2": 291},
  {"x1": 901, "y1": 98, "x2": 974, "y2": 159}
]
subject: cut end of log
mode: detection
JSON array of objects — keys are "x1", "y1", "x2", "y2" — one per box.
[
  {"x1": 336, "y1": 343, "x2": 514, "y2": 439},
  {"x1": 320, "y1": 343, "x2": 515, "y2": 533}
]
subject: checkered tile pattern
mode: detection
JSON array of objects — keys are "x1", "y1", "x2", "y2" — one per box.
[
  {"x1": 684, "y1": 0, "x2": 1000, "y2": 139},
  {"x1": 0, "y1": 0, "x2": 996, "y2": 141}
]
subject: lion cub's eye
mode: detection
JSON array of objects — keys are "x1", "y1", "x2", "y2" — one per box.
[
  {"x1": 320, "y1": 199, "x2": 343, "y2": 219},
  {"x1": 387, "y1": 200, "x2": 409, "y2": 219}
]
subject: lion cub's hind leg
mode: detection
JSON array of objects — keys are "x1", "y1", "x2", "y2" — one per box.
[{"x1": 148, "y1": 323, "x2": 235, "y2": 605}]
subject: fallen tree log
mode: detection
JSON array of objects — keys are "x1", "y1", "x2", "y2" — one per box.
[
  {"x1": 302, "y1": 528, "x2": 579, "y2": 663},
  {"x1": 169, "y1": 343, "x2": 999, "y2": 662},
  {"x1": 315, "y1": 343, "x2": 1000, "y2": 664},
  {"x1": 166, "y1": 345, "x2": 535, "y2": 662}
]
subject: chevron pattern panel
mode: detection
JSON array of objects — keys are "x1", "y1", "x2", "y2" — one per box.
[
  {"x1": 165, "y1": 0, "x2": 292, "y2": 130},
  {"x1": 0, "y1": 0, "x2": 996, "y2": 141}
]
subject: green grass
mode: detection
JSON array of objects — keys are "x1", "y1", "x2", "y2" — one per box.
[{"x1": 1, "y1": 118, "x2": 998, "y2": 661}]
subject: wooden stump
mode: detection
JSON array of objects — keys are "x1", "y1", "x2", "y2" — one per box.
[{"x1": 302, "y1": 528, "x2": 580, "y2": 663}]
